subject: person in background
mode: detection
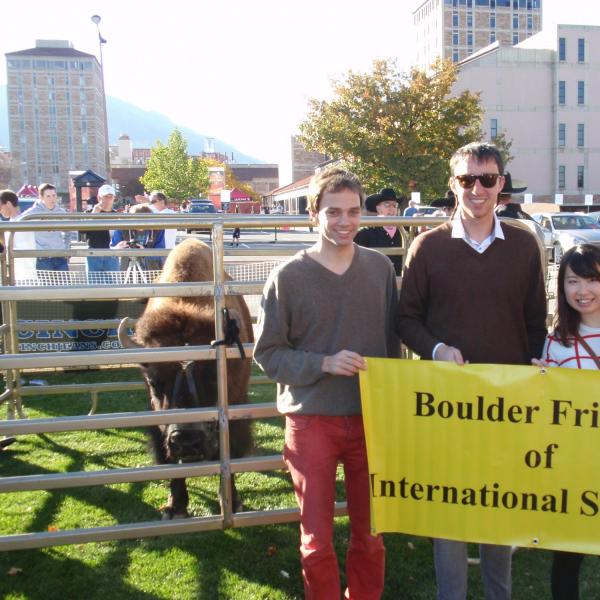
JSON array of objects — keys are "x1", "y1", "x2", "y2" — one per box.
[
  {"x1": 82, "y1": 184, "x2": 120, "y2": 281},
  {"x1": 354, "y1": 188, "x2": 402, "y2": 275},
  {"x1": 533, "y1": 244, "x2": 600, "y2": 600},
  {"x1": 20, "y1": 183, "x2": 72, "y2": 271},
  {"x1": 397, "y1": 142, "x2": 547, "y2": 600},
  {"x1": 148, "y1": 191, "x2": 176, "y2": 250},
  {"x1": 495, "y1": 172, "x2": 532, "y2": 221},
  {"x1": 111, "y1": 204, "x2": 165, "y2": 271},
  {"x1": 231, "y1": 205, "x2": 241, "y2": 246},
  {"x1": 0, "y1": 189, "x2": 37, "y2": 282},
  {"x1": 403, "y1": 198, "x2": 420, "y2": 217},
  {"x1": 254, "y1": 167, "x2": 398, "y2": 599}
]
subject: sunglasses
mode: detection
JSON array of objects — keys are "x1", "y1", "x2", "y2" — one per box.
[{"x1": 454, "y1": 173, "x2": 502, "y2": 189}]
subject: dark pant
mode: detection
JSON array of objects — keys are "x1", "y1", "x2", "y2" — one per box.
[
  {"x1": 36, "y1": 257, "x2": 68, "y2": 271},
  {"x1": 551, "y1": 551, "x2": 585, "y2": 599}
]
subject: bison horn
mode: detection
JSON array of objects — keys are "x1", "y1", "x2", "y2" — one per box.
[{"x1": 118, "y1": 317, "x2": 143, "y2": 349}]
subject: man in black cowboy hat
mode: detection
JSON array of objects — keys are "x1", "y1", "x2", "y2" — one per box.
[
  {"x1": 495, "y1": 172, "x2": 533, "y2": 221},
  {"x1": 354, "y1": 188, "x2": 402, "y2": 274}
]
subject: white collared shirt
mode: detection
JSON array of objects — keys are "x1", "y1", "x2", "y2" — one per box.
[{"x1": 450, "y1": 213, "x2": 505, "y2": 254}]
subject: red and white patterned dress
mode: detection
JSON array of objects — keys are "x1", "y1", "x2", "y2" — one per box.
[{"x1": 542, "y1": 323, "x2": 600, "y2": 370}]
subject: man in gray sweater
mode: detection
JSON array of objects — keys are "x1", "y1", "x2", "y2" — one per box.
[
  {"x1": 254, "y1": 167, "x2": 398, "y2": 600},
  {"x1": 20, "y1": 183, "x2": 71, "y2": 271}
]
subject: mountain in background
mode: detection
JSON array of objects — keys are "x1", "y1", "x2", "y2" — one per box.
[{"x1": 0, "y1": 85, "x2": 262, "y2": 164}]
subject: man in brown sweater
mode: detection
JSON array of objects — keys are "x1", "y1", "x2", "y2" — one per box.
[{"x1": 396, "y1": 142, "x2": 547, "y2": 600}]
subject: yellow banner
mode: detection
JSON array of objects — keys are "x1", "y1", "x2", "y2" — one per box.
[{"x1": 359, "y1": 358, "x2": 600, "y2": 553}]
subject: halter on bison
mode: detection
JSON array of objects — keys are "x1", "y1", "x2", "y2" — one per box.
[{"x1": 118, "y1": 238, "x2": 253, "y2": 519}]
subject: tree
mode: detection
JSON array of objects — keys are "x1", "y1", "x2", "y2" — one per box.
[
  {"x1": 299, "y1": 59, "x2": 509, "y2": 200},
  {"x1": 140, "y1": 129, "x2": 210, "y2": 202}
]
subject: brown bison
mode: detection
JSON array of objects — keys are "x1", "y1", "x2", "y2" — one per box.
[{"x1": 118, "y1": 238, "x2": 253, "y2": 519}]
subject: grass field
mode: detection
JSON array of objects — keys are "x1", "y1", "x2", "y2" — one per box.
[{"x1": 1, "y1": 368, "x2": 600, "y2": 599}]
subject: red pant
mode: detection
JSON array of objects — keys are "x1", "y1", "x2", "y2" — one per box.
[{"x1": 284, "y1": 414, "x2": 385, "y2": 600}]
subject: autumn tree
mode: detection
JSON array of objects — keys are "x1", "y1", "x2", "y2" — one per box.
[
  {"x1": 299, "y1": 59, "x2": 509, "y2": 199},
  {"x1": 140, "y1": 129, "x2": 210, "y2": 203}
]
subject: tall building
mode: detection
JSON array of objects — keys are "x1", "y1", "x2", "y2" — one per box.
[
  {"x1": 291, "y1": 136, "x2": 327, "y2": 183},
  {"x1": 453, "y1": 24, "x2": 600, "y2": 197},
  {"x1": 5, "y1": 40, "x2": 108, "y2": 194},
  {"x1": 413, "y1": 0, "x2": 542, "y2": 70}
]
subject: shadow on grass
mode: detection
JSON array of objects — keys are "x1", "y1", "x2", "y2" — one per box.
[{"x1": 0, "y1": 543, "x2": 163, "y2": 600}]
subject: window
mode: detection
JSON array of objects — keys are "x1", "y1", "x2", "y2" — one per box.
[
  {"x1": 490, "y1": 14, "x2": 496, "y2": 27},
  {"x1": 467, "y1": 13, "x2": 473, "y2": 27},
  {"x1": 578, "y1": 80, "x2": 585, "y2": 105},
  {"x1": 453, "y1": 31, "x2": 459, "y2": 45},
  {"x1": 490, "y1": 31, "x2": 496, "y2": 43},
  {"x1": 577, "y1": 165, "x2": 584, "y2": 188},
  {"x1": 453, "y1": 50, "x2": 459, "y2": 62},
  {"x1": 558, "y1": 80, "x2": 566, "y2": 105},
  {"x1": 453, "y1": 11, "x2": 459, "y2": 26},
  {"x1": 513, "y1": 15, "x2": 519, "y2": 28},
  {"x1": 558, "y1": 165, "x2": 566, "y2": 189},
  {"x1": 527, "y1": 14, "x2": 532, "y2": 29},
  {"x1": 491, "y1": 118, "x2": 498, "y2": 139},
  {"x1": 513, "y1": 32, "x2": 519, "y2": 44},
  {"x1": 558, "y1": 123, "x2": 566, "y2": 147},
  {"x1": 559, "y1": 37, "x2": 566, "y2": 61},
  {"x1": 577, "y1": 123, "x2": 584, "y2": 147},
  {"x1": 578, "y1": 38, "x2": 585, "y2": 62},
  {"x1": 467, "y1": 32, "x2": 473, "y2": 46}
]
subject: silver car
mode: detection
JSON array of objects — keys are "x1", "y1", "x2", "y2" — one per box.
[{"x1": 532, "y1": 212, "x2": 600, "y2": 262}]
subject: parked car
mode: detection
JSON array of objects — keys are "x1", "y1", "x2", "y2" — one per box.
[
  {"x1": 532, "y1": 212, "x2": 600, "y2": 262},
  {"x1": 186, "y1": 199, "x2": 217, "y2": 233},
  {"x1": 589, "y1": 211, "x2": 600, "y2": 225}
]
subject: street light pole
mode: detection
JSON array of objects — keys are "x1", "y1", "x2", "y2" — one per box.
[{"x1": 91, "y1": 14, "x2": 111, "y2": 183}]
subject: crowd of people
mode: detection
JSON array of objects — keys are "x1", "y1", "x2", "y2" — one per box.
[
  {"x1": 254, "y1": 143, "x2": 599, "y2": 600},
  {"x1": 0, "y1": 184, "x2": 174, "y2": 281}
]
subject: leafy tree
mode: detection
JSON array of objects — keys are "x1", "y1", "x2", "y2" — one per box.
[
  {"x1": 299, "y1": 59, "x2": 510, "y2": 200},
  {"x1": 140, "y1": 129, "x2": 210, "y2": 202}
]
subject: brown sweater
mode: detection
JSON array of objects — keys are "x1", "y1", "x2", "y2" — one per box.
[{"x1": 396, "y1": 221, "x2": 547, "y2": 364}]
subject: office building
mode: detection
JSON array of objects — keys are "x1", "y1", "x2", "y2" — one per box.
[
  {"x1": 453, "y1": 24, "x2": 600, "y2": 197},
  {"x1": 5, "y1": 40, "x2": 108, "y2": 194},
  {"x1": 413, "y1": 0, "x2": 542, "y2": 69}
]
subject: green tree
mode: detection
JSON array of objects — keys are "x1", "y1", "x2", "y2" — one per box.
[
  {"x1": 299, "y1": 59, "x2": 508, "y2": 200},
  {"x1": 140, "y1": 129, "x2": 210, "y2": 202}
]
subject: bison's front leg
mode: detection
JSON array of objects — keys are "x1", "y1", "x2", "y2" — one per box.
[
  {"x1": 149, "y1": 425, "x2": 191, "y2": 519},
  {"x1": 164, "y1": 477, "x2": 190, "y2": 520},
  {"x1": 218, "y1": 474, "x2": 243, "y2": 514}
]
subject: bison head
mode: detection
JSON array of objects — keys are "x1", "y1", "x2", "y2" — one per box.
[{"x1": 119, "y1": 318, "x2": 221, "y2": 462}]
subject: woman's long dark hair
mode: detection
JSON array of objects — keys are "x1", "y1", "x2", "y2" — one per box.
[{"x1": 554, "y1": 244, "x2": 600, "y2": 346}]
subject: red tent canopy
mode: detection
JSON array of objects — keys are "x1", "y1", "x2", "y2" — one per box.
[
  {"x1": 17, "y1": 184, "x2": 39, "y2": 198},
  {"x1": 229, "y1": 187, "x2": 251, "y2": 200}
]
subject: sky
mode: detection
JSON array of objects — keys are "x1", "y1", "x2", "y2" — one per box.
[{"x1": 1, "y1": 0, "x2": 599, "y2": 184}]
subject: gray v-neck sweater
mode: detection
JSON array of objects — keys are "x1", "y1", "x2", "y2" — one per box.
[{"x1": 254, "y1": 245, "x2": 399, "y2": 415}]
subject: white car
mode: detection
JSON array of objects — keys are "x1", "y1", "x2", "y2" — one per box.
[{"x1": 532, "y1": 212, "x2": 600, "y2": 262}]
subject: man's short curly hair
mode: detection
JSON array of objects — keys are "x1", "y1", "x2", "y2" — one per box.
[{"x1": 307, "y1": 167, "x2": 364, "y2": 213}]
